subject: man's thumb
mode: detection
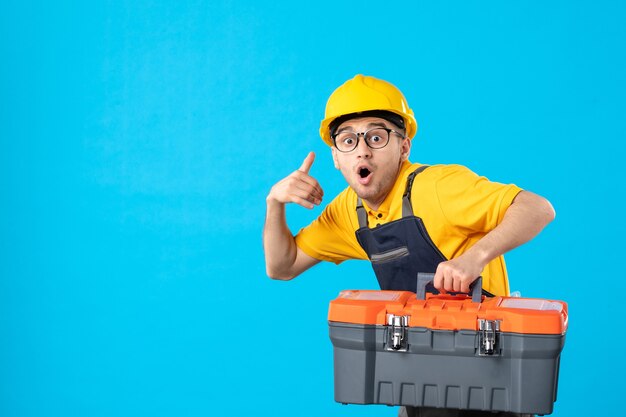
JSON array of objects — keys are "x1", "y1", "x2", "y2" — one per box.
[{"x1": 298, "y1": 151, "x2": 315, "y2": 174}]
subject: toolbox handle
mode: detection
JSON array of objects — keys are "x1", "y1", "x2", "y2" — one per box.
[{"x1": 416, "y1": 273, "x2": 483, "y2": 303}]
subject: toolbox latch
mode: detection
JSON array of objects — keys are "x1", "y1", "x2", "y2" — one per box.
[
  {"x1": 478, "y1": 319, "x2": 501, "y2": 356},
  {"x1": 385, "y1": 314, "x2": 409, "y2": 352}
]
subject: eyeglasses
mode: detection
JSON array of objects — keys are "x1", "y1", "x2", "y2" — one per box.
[{"x1": 331, "y1": 127, "x2": 405, "y2": 153}]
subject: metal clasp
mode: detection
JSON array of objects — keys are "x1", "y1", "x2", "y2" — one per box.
[
  {"x1": 478, "y1": 319, "x2": 501, "y2": 356},
  {"x1": 386, "y1": 314, "x2": 409, "y2": 351}
]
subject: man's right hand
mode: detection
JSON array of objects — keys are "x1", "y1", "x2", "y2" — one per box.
[
  {"x1": 266, "y1": 151, "x2": 324, "y2": 209},
  {"x1": 264, "y1": 151, "x2": 323, "y2": 280}
]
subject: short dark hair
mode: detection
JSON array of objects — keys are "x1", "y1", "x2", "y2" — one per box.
[{"x1": 329, "y1": 110, "x2": 406, "y2": 138}]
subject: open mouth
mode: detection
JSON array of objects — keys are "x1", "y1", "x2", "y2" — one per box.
[{"x1": 357, "y1": 166, "x2": 373, "y2": 185}]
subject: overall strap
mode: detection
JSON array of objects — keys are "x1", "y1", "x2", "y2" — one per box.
[
  {"x1": 402, "y1": 165, "x2": 430, "y2": 217},
  {"x1": 356, "y1": 197, "x2": 368, "y2": 228},
  {"x1": 356, "y1": 165, "x2": 430, "y2": 228}
]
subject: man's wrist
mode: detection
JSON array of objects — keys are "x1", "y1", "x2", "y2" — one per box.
[
  {"x1": 266, "y1": 195, "x2": 286, "y2": 216},
  {"x1": 464, "y1": 244, "x2": 492, "y2": 271}
]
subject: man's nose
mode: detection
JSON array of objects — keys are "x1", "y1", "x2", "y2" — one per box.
[{"x1": 355, "y1": 136, "x2": 372, "y2": 158}]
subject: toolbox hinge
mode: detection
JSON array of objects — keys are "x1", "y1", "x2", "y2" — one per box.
[
  {"x1": 478, "y1": 319, "x2": 501, "y2": 356},
  {"x1": 386, "y1": 314, "x2": 410, "y2": 351}
]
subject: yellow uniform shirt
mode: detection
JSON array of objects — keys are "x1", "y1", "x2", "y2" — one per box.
[{"x1": 295, "y1": 161, "x2": 523, "y2": 295}]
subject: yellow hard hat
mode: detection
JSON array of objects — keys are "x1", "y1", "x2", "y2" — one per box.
[{"x1": 319, "y1": 74, "x2": 418, "y2": 146}]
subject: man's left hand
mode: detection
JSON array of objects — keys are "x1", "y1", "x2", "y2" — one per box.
[{"x1": 433, "y1": 253, "x2": 485, "y2": 294}]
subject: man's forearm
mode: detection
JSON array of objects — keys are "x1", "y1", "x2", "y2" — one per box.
[
  {"x1": 263, "y1": 152, "x2": 323, "y2": 280},
  {"x1": 465, "y1": 190, "x2": 556, "y2": 266},
  {"x1": 263, "y1": 200, "x2": 299, "y2": 280},
  {"x1": 434, "y1": 190, "x2": 555, "y2": 292}
]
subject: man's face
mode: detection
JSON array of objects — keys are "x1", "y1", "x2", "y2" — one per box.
[{"x1": 331, "y1": 117, "x2": 411, "y2": 210}]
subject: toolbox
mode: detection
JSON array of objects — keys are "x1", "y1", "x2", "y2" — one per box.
[{"x1": 328, "y1": 273, "x2": 568, "y2": 415}]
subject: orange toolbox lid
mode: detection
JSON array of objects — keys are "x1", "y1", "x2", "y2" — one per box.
[{"x1": 328, "y1": 289, "x2": 568, "y2": 335}]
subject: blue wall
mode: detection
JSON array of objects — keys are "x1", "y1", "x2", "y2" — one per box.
[{"x1": 1, "y1": 1, "x2": 624, "y2": 416}]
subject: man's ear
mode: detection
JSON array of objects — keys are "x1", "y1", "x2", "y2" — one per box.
[
  {"x1": 400, "y1": 137, "x2": 411, "y2": 161},
  {"x1": 331, "y1": 147, "x2": 340, "y2": 169}
]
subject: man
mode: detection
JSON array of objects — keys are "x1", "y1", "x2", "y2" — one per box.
[{"x1": 263, "y1": 74, "x2": 554, "y2": 416}]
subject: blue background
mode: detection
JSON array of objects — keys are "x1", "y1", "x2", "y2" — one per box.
[{"x1": 1, "y1": 1, "x2": 624, "y2": 416}]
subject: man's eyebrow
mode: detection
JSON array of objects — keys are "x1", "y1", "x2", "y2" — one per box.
[
  {"x1": 366, "y1": 122, "x2": 388, "y2": 129},
  {"x1": 335, "y1": 125, "x2": 354, "y2": 135},
  {"x1": 336, "y1": 121, "x2": 389, "y2": 135}
]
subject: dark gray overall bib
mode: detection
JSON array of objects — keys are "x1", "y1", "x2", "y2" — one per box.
[
  {"x1": 354, "y1": 166, "x2": 529, "y2": 417},
  {"x1": 355, "y1": 165, "x2": 445, "y2": 293}
]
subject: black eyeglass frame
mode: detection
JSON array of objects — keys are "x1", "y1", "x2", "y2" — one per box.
[{"x1": 331, "y1": 127, "x2": 406, "y2": 153}]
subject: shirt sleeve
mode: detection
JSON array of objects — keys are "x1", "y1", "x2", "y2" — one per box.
[
  {"x1": 434, "y1": 165, "x2": 523, "y2": 233},
  {"x1": 294, "y1": 192, "x2": 367, "y2": 264}
]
